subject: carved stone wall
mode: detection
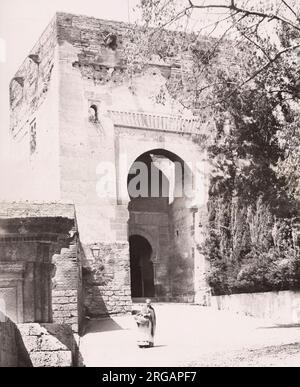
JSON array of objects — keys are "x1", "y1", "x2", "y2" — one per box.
[{"x1": 0, "y1": 203, "x2": 81, "y2": 331}]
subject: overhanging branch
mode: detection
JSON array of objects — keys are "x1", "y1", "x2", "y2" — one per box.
[{"x1": 188, "y1": 1, "x2": 300, "y2": 32}]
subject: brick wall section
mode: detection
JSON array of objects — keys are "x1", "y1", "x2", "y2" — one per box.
[
  {"x1": 83, "y1": 243, "x2": 132, "y2": 317},
  {"x1": 17, "y1": 323, "x2": 75, "y2": 367},
  {"x1": 52, "y1": 241, "x2": 81, "y2": 332}
]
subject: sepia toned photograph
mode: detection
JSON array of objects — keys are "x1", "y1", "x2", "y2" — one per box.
[{"x1": 0, "y1": 0, "x2": 300, "y2": 370}]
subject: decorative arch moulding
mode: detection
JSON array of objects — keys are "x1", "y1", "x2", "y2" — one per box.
[{"x1": 107, "y1": 110, "x2": 207, "y2": 135}]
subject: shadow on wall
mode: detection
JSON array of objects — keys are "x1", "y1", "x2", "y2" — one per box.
[
  {"x1": 15, "y1": 326, "x2": 33, "y2": 367},
  {"x1": 81, "y1": 257, "x2": 113, "y2": 334},
  {"x1": 80, "y1": 242, "x2": 110, "y2": 320},
  {"x1": 42, "y1": 324, "x2": 85, "y2": 367},
  {"x1": 80, "y1": 242, "x2": 128, "y2": 336},
  {"x1": 0, "y1": 312, "x2": 32, "y2": 367}
]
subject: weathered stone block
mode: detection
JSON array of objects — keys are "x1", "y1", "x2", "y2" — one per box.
[
  {"x1": 30, "y1": 350, "x2": 72, "y2": 367},
  {"x1": 68, "y1": 296, "x2": 77, "y2": 303},
  {"x1": 52, "y1": 297, "x2": 69, "y2": 304},
  {"x1": 39, "y1": 335, "x2": 68, "y2": 351},
  {"x1": 22, "y1": 335, "x2": 39, "y2": 352}
]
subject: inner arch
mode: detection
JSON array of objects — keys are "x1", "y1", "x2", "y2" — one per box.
[{"x1": 129, "y1": 235, "x2": 154, "y2": 298}]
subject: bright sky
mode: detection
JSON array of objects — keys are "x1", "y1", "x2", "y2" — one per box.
[{"x1": 0, "y1": 0, "x2": 139, "y2": 157}]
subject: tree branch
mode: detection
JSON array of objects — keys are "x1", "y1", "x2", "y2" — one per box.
[
  {"x1": 199, "y1": 43, "x2": 300, "y2": 109},
  {"x1": 188, "y1": 1, "x2": 300, "y2": 32},
  {"x1": 240, "y1": 43, "x2": 300, "y2": 89},
  {"x1": 281, "y1": 0, "x2": 299, "y2": 20},
  {"x1": 195, "y1": 13, "x2": 247, "y2": 79},
  {"x1": 239, "y1": 30, "x2": 271, "y2": 61},
  {"x1": 149, "y1": 5, "x2": 193, "y2": 36}
]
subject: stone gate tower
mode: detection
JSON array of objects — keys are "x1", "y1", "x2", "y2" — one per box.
[{"x1": 4, "y1": 12, "x2": 214, "y2": 327}]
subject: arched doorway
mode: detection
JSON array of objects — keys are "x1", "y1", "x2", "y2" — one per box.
[
  {"x1": 129, "y1": 235, "x2": 155, "y2": 298},
  {"x1": 127, "y1": 148, "x2": 196, "y2": 302}
]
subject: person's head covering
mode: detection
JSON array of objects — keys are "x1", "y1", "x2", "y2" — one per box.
[{"x1": 141, "y1": 305, "x2": 148, "y2": 313}]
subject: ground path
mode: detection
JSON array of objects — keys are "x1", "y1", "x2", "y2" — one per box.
[{"x1": 79, "y1": 304, "x2": 300, "y2": 367}]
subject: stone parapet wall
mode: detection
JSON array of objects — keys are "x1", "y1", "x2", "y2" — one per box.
[{"x1": 0, "y1": 202, "x2": 75, "y2": 219}]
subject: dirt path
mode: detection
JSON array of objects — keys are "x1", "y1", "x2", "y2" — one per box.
[{"x1": 79, "y1": 304, "x2": 300, "y2": 367}]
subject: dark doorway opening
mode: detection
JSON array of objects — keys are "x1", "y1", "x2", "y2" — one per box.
[{"x1": 129, "y1": 235, "x2": 155, "y2": 298}]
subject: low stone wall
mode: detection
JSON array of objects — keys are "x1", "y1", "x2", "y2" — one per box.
[
  {"x1": 17, "y1": 323, "x2": 77, "y2": 367},
  {"x1": 0, "y1": 202, "x2": 75, "y2": 219},
  {"x1": 211, "y1": 290, "x2": 300, "y2": 324}
]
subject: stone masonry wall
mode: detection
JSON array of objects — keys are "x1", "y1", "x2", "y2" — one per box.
[
  {"x1": 83, "y1": 242, "x2": 132, "y2": 317},
  {"x1": 10, "y1": 16, "x2": 57, "y2": 133}
]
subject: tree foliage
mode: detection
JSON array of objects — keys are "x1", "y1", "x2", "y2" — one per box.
[{"x1": 130, "y1": 0, "x2": 300, "y2": 293}]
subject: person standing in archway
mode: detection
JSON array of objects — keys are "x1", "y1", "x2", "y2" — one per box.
[{"x1": 134, "y1": 299, "x2": 156, "y2": 348}]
